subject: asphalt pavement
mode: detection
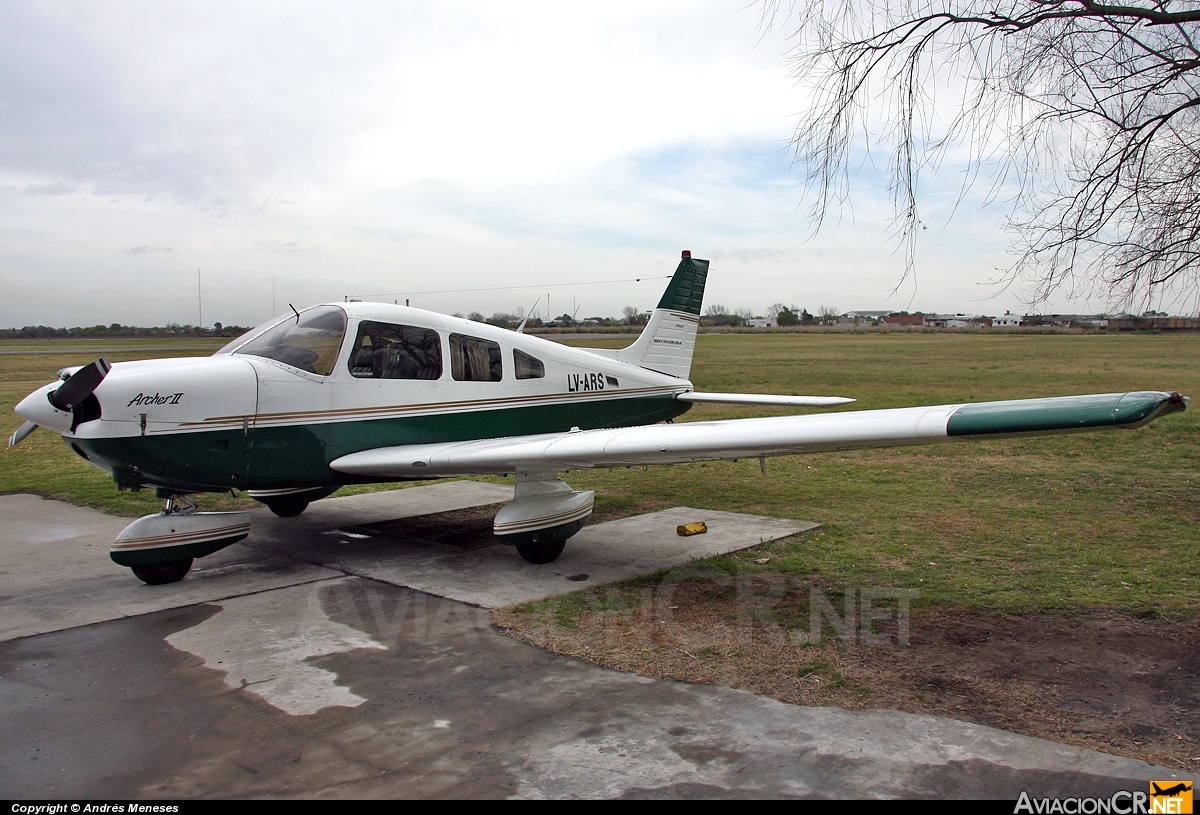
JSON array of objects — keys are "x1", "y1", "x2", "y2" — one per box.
[{"x1": 0, "y1": 486, "x2": 1186, "y2": 799}]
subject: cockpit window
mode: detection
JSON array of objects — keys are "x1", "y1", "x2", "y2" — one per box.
[
  {"x1": 348, "y1": 321, "x2": 442, "y2": 380},
  {"x1": 234, "y1": 306, "x2": 347, "y2": 375}
]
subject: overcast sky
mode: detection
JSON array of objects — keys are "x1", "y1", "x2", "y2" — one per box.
[{"x1": 0, "y1": 0, "x2": 1107, "y2": 329}]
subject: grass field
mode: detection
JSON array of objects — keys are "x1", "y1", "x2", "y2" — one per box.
[{"x1": 3, "y1": 332, "x2": 1198, "y2": 615}]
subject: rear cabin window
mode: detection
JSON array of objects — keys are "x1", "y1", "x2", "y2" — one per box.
[
  {"x1": 450, "y1": 334, "x2": 503, "y2": 382},
  {"x1": 348, "y1": 321, "x2": 442, "y2": 380},
  {"x1": 234, "y1": 306, "x2": 347, "y2": 376},
  {"x1": 514, "y1": 349, "x2": 545, "y2": 379}
]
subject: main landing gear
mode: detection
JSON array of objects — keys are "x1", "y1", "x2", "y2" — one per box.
[
  {"x1": 493, "y1": 472, "x2": 593, "y2": 564},
  {"x1": 247, "y1": 487, "x2": 337, "y2": 517},
  {"x1": 110, "y1": 494, "x2": 251, "y2": 585}
]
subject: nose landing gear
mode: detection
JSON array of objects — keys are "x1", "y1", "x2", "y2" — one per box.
[{"x1": 110, "y1": 494, "x2": 251, "y2": 584}]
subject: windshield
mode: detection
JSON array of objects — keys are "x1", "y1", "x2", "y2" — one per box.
[
  {"x1": 213, "y1": 316, "x2": 288, "y2": 356},
  {"x1": 233, "y1": 306, "x2": 348, "y2": 375}
]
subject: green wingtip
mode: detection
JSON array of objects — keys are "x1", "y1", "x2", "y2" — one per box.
[
  {"x1": 656, "y1": 254, "x2": 709, "y2": 315},
  {"x1": 946, "y1": 391, "x2": 1185, "y2": 437}
]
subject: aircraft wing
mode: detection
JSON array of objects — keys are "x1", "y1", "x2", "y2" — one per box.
[{"x1": 330, "y1": 391, "x2": 1186, "y2": 479}]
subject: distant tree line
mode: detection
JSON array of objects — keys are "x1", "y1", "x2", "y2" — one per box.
[{"x1": 0, "y1": 322, "x2": 251, "y2": 340}]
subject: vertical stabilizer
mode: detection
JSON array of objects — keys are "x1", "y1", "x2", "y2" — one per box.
[{"x1": 615, "y1": 251, "x2": 708, "y2": 379}]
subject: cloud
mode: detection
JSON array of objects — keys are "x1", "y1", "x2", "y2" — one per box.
[
  {"x1": 258, "y1": 241, "x2": 319, "y2": 253},
  {"x1": 123, "y1": 244, "x2": 173, "y2": 254},
  {"x1": 22, "y1": 182, "x2": 78, "y2": 195}
]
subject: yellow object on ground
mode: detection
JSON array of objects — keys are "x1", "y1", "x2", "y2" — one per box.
[{"x1": 677, "y1": 522, "x2": 708, "y2": 537}]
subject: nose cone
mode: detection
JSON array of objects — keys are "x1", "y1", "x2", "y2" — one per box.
[{"x1": 15, "y1": 383, "x2": 73, "y2": 432}]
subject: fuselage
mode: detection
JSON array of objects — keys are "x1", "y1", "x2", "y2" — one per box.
[{"x1": 54, "y1": 304, "x2": 694, "y2": 493}]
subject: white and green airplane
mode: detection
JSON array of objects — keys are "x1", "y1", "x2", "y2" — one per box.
[{"x1": 10, "y1": 251, "x2": 1188, "y2": 585}]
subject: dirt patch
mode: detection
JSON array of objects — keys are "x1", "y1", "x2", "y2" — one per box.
[
  {"x1": 495, "y1": 574, "x2": 1200, "y2": 770},
  {"x1": 365, "y1": 503, "x2": 507, "y2": 550}
]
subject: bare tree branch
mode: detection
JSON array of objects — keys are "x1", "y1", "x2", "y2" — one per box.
[{"x1": 766, "y1": 0, "x2": 1200, "y2": 308}]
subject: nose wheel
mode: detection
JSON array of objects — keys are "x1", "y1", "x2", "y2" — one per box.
[{"x1": 111, "y1": 494, "x2": 251, "y2": 584}]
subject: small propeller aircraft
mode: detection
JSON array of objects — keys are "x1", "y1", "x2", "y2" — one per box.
[{"x1": 10, "y1": 251, "x2": 1189, "y2": 585}]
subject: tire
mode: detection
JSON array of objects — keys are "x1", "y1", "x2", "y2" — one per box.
[
  {"x1": 265, "y1": 496, "x2": 310, "y2": 517},
  {"x1": 515, "y1": 540, "x2": 566, "y2": 564},
  {"x1": 131, "y1": 558, "x2": 194, "y2": 585}
]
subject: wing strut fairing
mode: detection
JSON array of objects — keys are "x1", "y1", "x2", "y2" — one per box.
[{"x1": 330, "y1": 391, "x2": 1186, "y2": 479}]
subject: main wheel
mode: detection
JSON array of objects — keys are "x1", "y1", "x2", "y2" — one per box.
[
  {"x1": 515, "y1": 540, "x2": 566, "y2": 564},
  {"x1": 265, "y1": 496, "x2": 310, "y2": 517},
  {"x1": 131, "y1": 558, "x2": 194, "y2": 585}
]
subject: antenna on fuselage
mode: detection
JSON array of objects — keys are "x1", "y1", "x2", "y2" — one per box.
[
  {"x1": 289, "y1": 303, "x2": 300, "y2": 323},
  {"x1": 516, "y1": 296, "x2": 540, "y2": 333}
]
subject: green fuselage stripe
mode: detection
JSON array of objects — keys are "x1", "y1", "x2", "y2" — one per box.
[{"x1": 73, "y1": 394, "x2": 689, "y2": 492}]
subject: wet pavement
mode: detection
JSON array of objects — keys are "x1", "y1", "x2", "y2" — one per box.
[{"x1": 0, "y1": 487, "x2": 1186, "y2": 799}]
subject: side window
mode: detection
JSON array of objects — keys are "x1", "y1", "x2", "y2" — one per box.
[
  {"x1": 450, "y1": 334, "x2": 503, "y2": 382},
  {"x1": 348, "y1": 321, "x2": 442, "y2": 380},
  {"x1": 514, "y1": 348, "x2": 545, "y2": 380}
]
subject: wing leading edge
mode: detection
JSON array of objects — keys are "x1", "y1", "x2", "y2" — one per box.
[{"x1": 330, "y1": 391, "x2": 1186, "y2": 479}]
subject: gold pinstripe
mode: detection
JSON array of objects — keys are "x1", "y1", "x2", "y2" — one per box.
[
  {"x1": 112, "y1": 522, "x2": 250, "y2": 548},
  {"x1": 177, "y1": 385, "x2": 684, "y2": 431}
]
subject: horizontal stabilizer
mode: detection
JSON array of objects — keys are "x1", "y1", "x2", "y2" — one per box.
[{"x1": 678, "y1": 392, "x2": 854, "y2": 407}]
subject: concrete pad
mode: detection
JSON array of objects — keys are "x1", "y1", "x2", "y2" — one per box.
[
  {"x1": 0, "y1": 494, "x2": 340, "y2": 641},
  {"x1": 266, "y1": 479, "x2": 514, "y2": 528},
  {"x1": 166, "y1": 578, "x2": 386, "y2": 716},
  {"x1": 249, "y1": 504, "x2": 813, "y2": 608},
  {"x1": 0, "y1": 575, "x2": 1185, "y2": 798},
  {"x1": 0, "y1": 483, "x2": 517, "y2": 642}
]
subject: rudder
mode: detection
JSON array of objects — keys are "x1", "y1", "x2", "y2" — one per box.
[{"x1": 615, "y1": 251, "x2": 708, "y2": 379}]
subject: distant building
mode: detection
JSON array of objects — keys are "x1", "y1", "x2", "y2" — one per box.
[
  {"x1": 993, "y1": 311, "x2": 1023, "y2": 327},
  {"x1": 745, "y1": 318, "x2": 776, "y2": 328},
  {"x1": 1109, "y1": 315, "x2": 1200, "y2": 331},
  {"x1": 924, "y1": 313, "x2": 988, "y2": 328},
  {"x1": 884, "y1": 313, "x2": 924, "y2": 326},
  {"x1": 840, "y1": 310, "x2": 890, "y2": 325}
]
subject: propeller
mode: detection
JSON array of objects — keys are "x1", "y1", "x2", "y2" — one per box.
[
  {"x1": 10, "y1": 357, "x2": 111, "y2": 447},
  {"x1": 8, "y1": 421, "x2": 38, "y2": 449},
  {"x1": 48, "y1": 357, "x2": 111, "y2": 411}
]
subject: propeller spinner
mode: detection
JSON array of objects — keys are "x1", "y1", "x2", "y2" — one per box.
[{"x1": 10, "y1": 357, "x2": 111, "y2": 447}]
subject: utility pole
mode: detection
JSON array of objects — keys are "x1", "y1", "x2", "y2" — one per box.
[{"x1": 197, "y1": 268, "x2": 203, "y2": 328}]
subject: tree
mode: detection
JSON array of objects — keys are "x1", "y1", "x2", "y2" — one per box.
[
  {"x1": 776, "y1": 308, "x2": 800, "y2": 326},
  {"x1": 818, "y1": 305, "x2": 840, "y2": 325},
  {"x1": 763, "y1": 0, "x2": 1200, "y2": 307}
]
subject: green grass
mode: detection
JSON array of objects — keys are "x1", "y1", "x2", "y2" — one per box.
[
  {"x1": 3, "y1": 332, "x2": 1198, "y2": 615},
  {"x1": 561, "y1": 332, "x2": 1200, "y2": 616}
]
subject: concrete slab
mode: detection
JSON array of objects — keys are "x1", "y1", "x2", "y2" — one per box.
[
  {"x1": 0, "y1": 490, "x2": 1187, "y2": 798},
  {"x1": 0, "y1": 575, "x2": 1184, "y2": 798},
  {"x1": 250, "y1": 506, "x2": 812, "y2": 608},
  {"x1": 263, "y1": 479, "x2": 515, "y2": 528},
  {"x1": 0, "y1": 483, "x2": 515, "y2": 640},
  {"x1": 0, "y1": 494, "x2": 340, "y2": 641}
]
